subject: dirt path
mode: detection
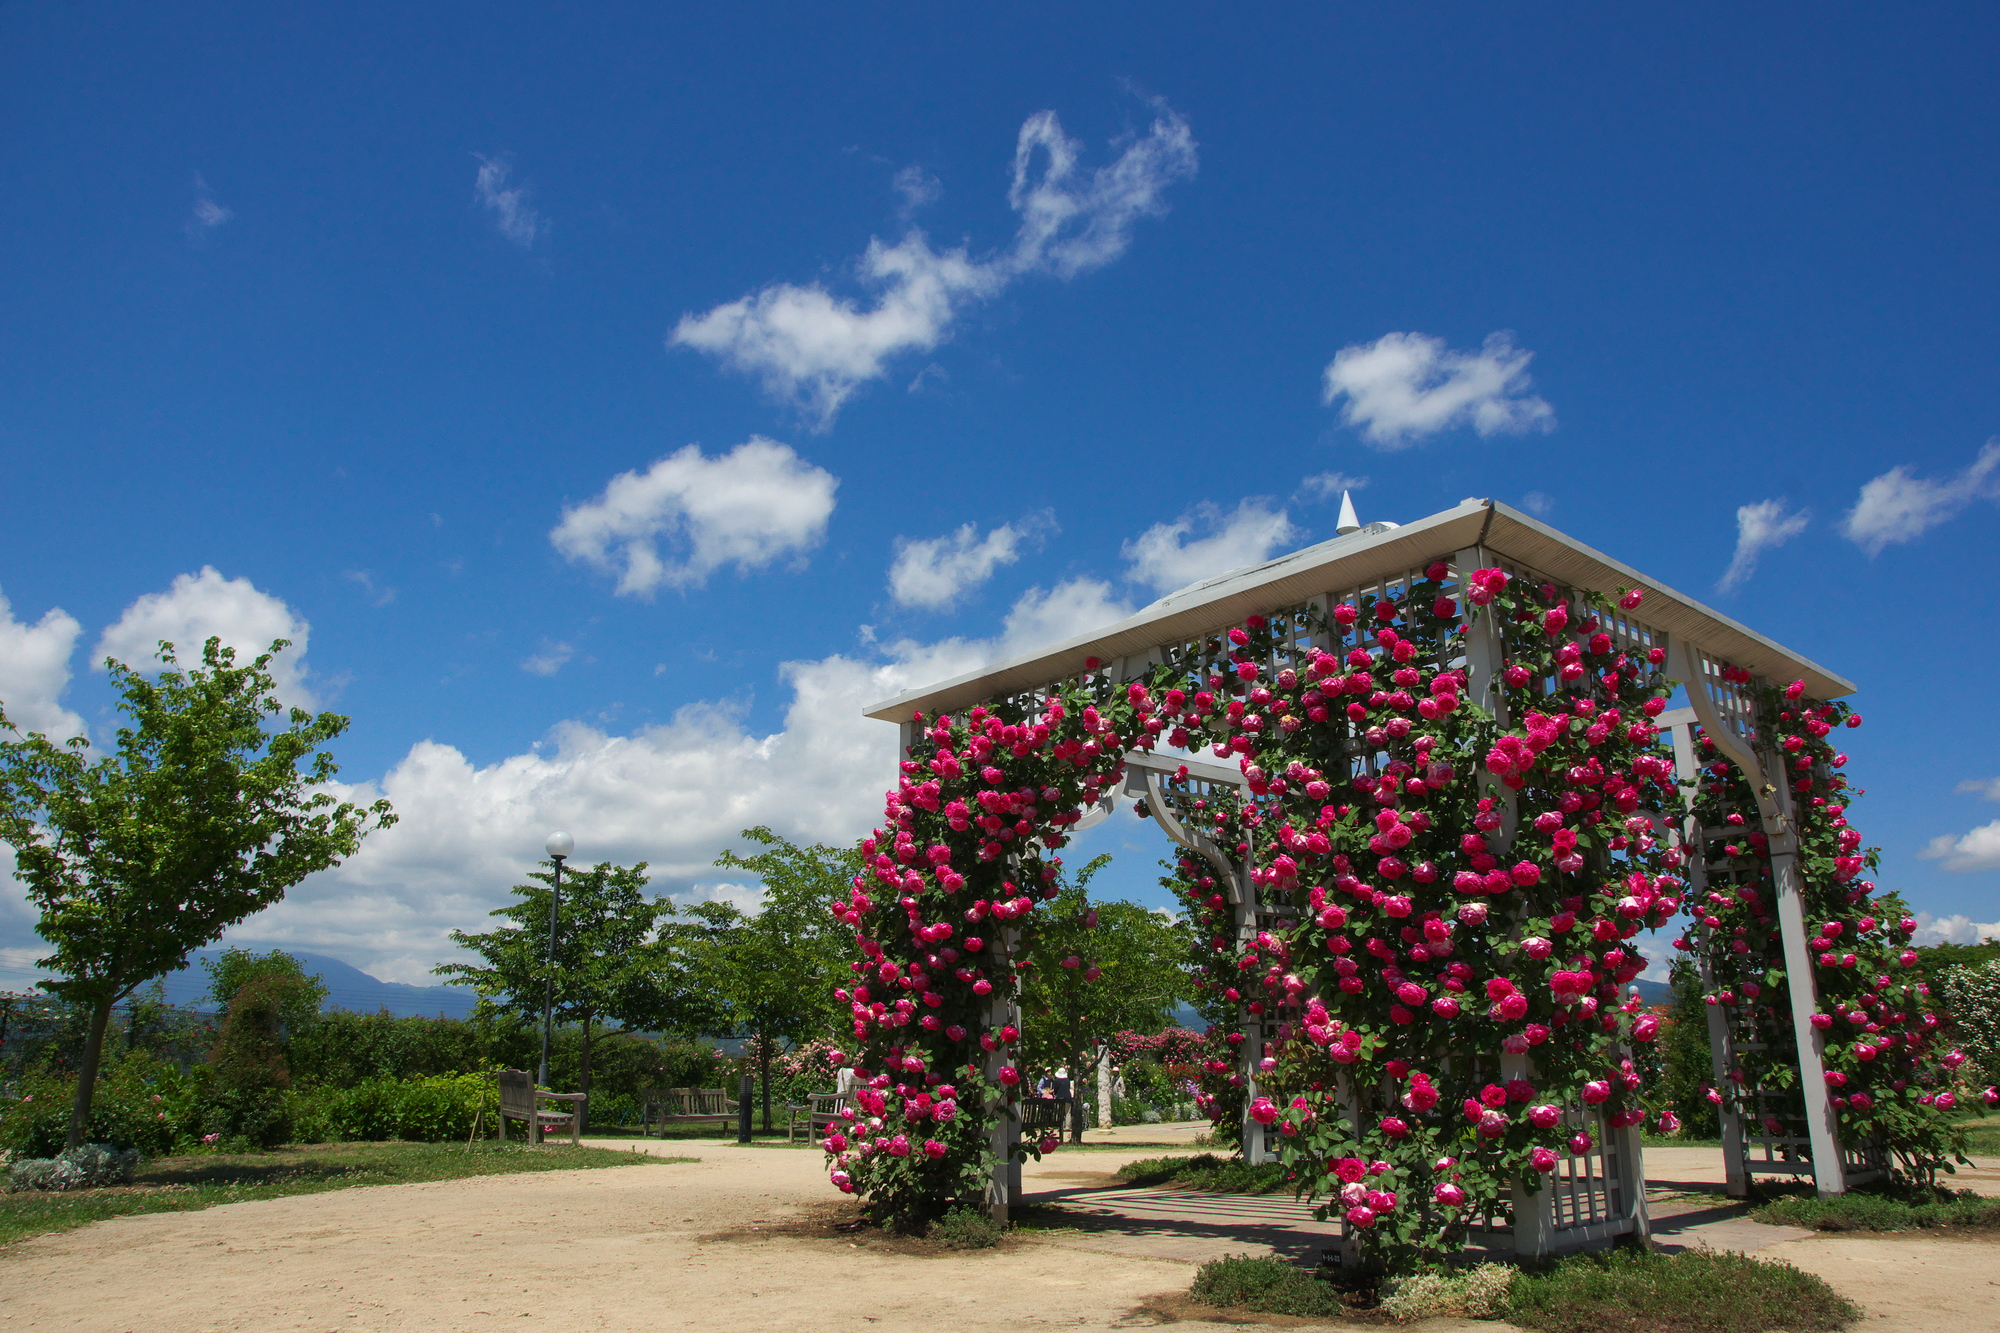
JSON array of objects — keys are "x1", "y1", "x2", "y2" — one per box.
[{"x1": 0, "y1": 1138, "x2": 1994, "y2": 1333}]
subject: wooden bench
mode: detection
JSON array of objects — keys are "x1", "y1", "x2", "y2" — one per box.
[
  {"x1": 637, "y1": 1087, "x2": 739, "y2": 1136},
  {"x1": 789, "y1": 1092, "x2": 850, "y2": 1143},
  {"x1": 1020, "y1": 1096, "x2": 1067, "y2": 1135},
  {"x1": 496, "y1": 1070, "x2": 585, "y2": 1145}
]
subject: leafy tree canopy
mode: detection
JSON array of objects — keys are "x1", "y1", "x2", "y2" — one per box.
[
  {"x1": 202, "y1": 947, "x2": 327, "y2": 1032},
  {"x1": 0, "y1": 636, "x2": 393, "y2": 1149}
]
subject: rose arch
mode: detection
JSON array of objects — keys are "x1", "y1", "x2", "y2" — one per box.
[{"x1": 819, "y1": 496, "x2": 1975, "y2": 1271}]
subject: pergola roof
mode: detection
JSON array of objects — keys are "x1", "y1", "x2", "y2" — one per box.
[{"x1": 866, "y1": 498, "x2": 1854, "y2": 723}]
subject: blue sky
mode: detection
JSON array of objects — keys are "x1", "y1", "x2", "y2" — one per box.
[{"x1": 3, "y1": 2, "x2": 1998, "y2": 985}]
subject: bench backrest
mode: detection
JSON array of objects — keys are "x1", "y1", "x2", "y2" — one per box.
[
  {"x1": 686, "y1": 1088, "x2": 732, "y2": 1114},
  {"x1": 808, "y1": 1093, "x2": 847, "y2": 1116},
  {"x1": 498, "y1": 1070, "x2": 534, "y2": 1116}
]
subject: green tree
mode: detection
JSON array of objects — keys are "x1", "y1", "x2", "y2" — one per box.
[
  {"x1": 683, "y1": 827, "x2": 861, "y2": 1130},
  {"x1": 1020, "y1": 854, "x2": 1194, "y2": 1143},
  {"x1": 0, "y1": 637, "x2": 393, "y2": 1150},
  {"x1": 202, "y1": 947, "x2": 328, "y2": 1032},
  {"x1": 437, "y1": 859, "x2": 686, "y2": 1125}
]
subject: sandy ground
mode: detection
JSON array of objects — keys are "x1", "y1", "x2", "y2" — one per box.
[{"x1": 0, "y1": 1128, "x2": 1994, "y2": 1333}]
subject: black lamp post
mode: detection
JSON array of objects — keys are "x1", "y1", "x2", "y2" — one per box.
[{"x1": 538, "y1": 831, "x2": 573, "y2": 1087}]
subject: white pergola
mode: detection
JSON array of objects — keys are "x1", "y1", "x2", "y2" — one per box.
[{"x1": 867, "y1": 497, "x2": 1865, "y2": 1247}]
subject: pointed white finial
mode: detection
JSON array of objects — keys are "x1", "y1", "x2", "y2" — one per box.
[{"x1": 1336, "y1": 490, "x2": 1361, "y2": 535}]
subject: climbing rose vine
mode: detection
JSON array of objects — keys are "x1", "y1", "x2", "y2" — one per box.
[{"x1": 1674, "y1": 682, "x2": 1983, "y2": 1185}]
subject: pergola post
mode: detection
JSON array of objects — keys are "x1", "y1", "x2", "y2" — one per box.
[
  {"x1": 1659, "y1": 707, "x2": 1751, "y2": 1197},
  {"x1": 1672, "y1": 640, "x2": 1847, "y2": 1198}
]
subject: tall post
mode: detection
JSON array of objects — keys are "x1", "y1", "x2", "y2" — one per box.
[
  {"x1": 1097, "y1": 1043, "x2": 1114, "y2": 1129},
  {"x1": 985, "y1": 925, "x2": 1024, "y2": 1223},
  {"x1": 1671, "y1": 639, "x2": 1846, "y2": 1198},
  {"x1": 539, "y1": 853, "x2": 565, "y2": 1088}
]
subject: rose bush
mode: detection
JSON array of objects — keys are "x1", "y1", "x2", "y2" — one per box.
[{"x1": 1672, "y1": 682, "x2": 1983, "y2": 1185}]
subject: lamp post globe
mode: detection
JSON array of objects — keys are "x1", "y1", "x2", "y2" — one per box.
[{"x1": 537, "y1": 832, "x2": 574, "y2": 1087}]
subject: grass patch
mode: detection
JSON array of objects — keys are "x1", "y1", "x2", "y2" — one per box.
[
  {"x1": 1189, "y1": 1253, "x2": 1347, "y2": 1318},
  {"x1": 1752, "y1": 1185, "x2": 2000, "y2": 1232},
  {"x1": 0, "y1": 1141, "x2": 689, "y2": 1248},
  {"x1": 1114, "y1": 1152, "x2": 1290, "y2": 1193},
  {"x1": 1508, "y1": 1248, "x2": 1856, "y2": 1333},
  {"x1": 927, "y1": 1205, "x2": 1003, "y2": 1250}
]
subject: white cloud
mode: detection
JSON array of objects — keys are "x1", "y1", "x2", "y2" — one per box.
[
  {"x1": 1909, "y1": 911, "x2": 2000, "y2": 947},
  {"x1": 1123, "y1": 500, "x2": 1297, "y2": 595},
  {"x1": 235, "y1": 574, "x2": 1127, "y2": 981},
  {"x1": 1957, "y1": 777, "x2": 2000, "y2": 802},
  {"x1": 1300, "y1": 472, "x2": 1369, "y2": 499},
  {"x1": 1919, "y1": 821, "x2": 2000, "y2": 873},
  {"x1": 995, "y1": 577, "x2": 1133, "y2": 652},
  {"x1": 1842, "y1": 439, "x2": 2000, "y2": 557},
  {"x1": 550, "y1": 438, "x2": 838, "y2": 598},
  {"x1": 1717, "y1": 499, "x2": 1810, "y2": 592},
  {"x1": 474, "y1": 154, "x2": 545, "y2": 249},
  {"x1": 1322, "y1": 331, "x2": 1555, "y2": 449},
  {"x1": 1520, "y1": 491, "x2": 1554, "y2": 516},
  {"x1": 184, "y1": 176, "x2": 233, "y2": 237},
  {"x1": 95, "y1": 567, "x2": 315, "y2": 710},
  {"x1": 521, "y1": 640, "x2": 574, "y2": 677},
  {"x1": 888, "y1": 515, "x2": 1051, "y2": 609},
  {"x1": 0, "y1": 587, "x2": 84, "y2": 742},
  {"x1": 672, "y1": 102, "x2": 1197, "y2": 428},
  {"x1": 892, "y1": 165, "x2": 942, "y2": 217}
]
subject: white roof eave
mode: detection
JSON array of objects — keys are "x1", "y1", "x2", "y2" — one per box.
[{"x1": 864, "y1": 498, "x2": 1853, "y2": 723}]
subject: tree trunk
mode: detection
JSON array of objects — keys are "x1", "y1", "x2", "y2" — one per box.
[
  {"x1": 65, "y1": 997, "x2": 116, "y2": 1152},
  {"x1": 579, "y1": 1015, "x2": 593, "y2": 1134},
  {"x1": 1068, "y1": 1040, "x2": 1088, "y2": 1144},
  {"x1": 759, "y1": 1030, "x2": 773, "y2": 1133}
]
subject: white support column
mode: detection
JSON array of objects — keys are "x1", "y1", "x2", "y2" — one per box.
[
  {"x1": 1236, "y1": 852, "x2": 1268, "y2": 1163},
  {"x1": 984, "y1": 928, "x2": 1024, "y2": 1223},
  {"x1": 1670, "y1": 640, "x2": 1846, "y2": 1198},
  {"x1": 1501, "y1": 1051, "x2": 1554, "y2": 1260},
  {"x1": 1661, "y1": 707, "x2": 1749, "y2": 1197},
  {"x1": 1097, "y1": 1043, "x2": 1114, "y2": 1130}
]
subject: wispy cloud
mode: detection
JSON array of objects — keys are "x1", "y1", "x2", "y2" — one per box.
[
  {"x1": 1520, "y1": 491, "x2": 1554, "y2": 516},
  {"x1": 1322, "y1": 332, "x2": 1554, "y2": 449},
  {"x1": 343, "y1": 570, "x2": 397, "y2": 607},
  {"x1": 892, "y1": 165, "x2": 942, "y2": 218},
  {"x1": 1300, "y1": 471, "x2": 1369, "y2": 500},
  {"x1": 1717, "y1": 499, "x2": 1810, "y2": 592},
  {"x1": 474, "y1": 154, "x2": 545, "y2": 249},
  {"x1": 521, "y1": 640, "x2": 574, "y2": 677},
  {"x1": 1124, "y1": 500, "x2": 1296, "y2": 595},
  {"x1": 551, "y1": 438, "x2": 838, "y2": 598},
  {"x1": 1842, "y1": 439, "x2": 2000, "y2": 556},
  {"x1": 183, "y1": 176, "x2": 233, "y2": 238},
  {"x1": 672, "y1": 100, "x2": 1197, "y2": 429}
]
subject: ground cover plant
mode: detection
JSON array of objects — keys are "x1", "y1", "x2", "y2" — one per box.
[
  {"x1": 1187, "y1": 1253, "x2": 1348, "y2": 1318},
  {"x1": 1114, "y1": 1152, "x2": 1289, "y2": 1193},
  {"x1": 1751, "y1": 1183, "x2": 2000, "y2": 1232},
  {"x1": 0, "y1": 1140, "x2": 688, "y2": 1248},
  {"x1": 1506, "y1": 1248, "x2": 1856, "y2": 1333}
]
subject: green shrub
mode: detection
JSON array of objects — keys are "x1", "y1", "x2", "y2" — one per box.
[
  {"x1": 1508, "y1": 1249, "x2": 1856, "y2": 1333},
  {"x1": 289, "y1": 1073, "x2": 487, "y2": 1143},
  {"x1": 1937, "y1": 959, "x2": 2000, "y2": 1085},
  {"x1": 1753, "y1": 1186, "x2": 2000, "y2": 1232},
  {"x1": 928, "y1": 1205, "x2": 1002, "y2": 1249},
  {"x1": 0, "y1": 1053, "x2": 196, "y2": 1158},
  {"x1": 1188, "y1": 1254, "x2": 1344, "y2": 1317},
  {"x1": 1114, "y1": 1152, "x2": 1289, "y2": 1193}
]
